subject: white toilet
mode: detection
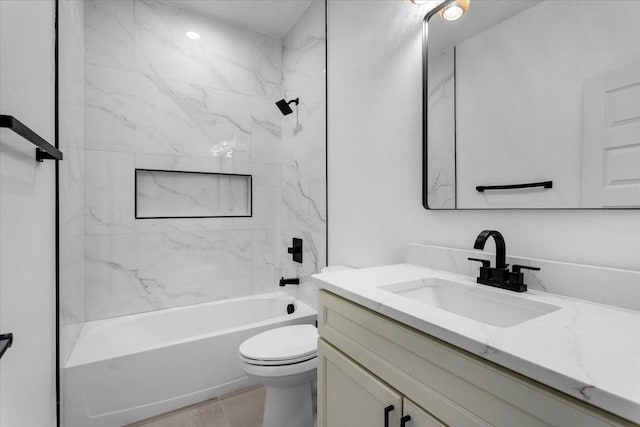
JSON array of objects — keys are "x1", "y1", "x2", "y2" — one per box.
[
  {"x1": 239, "y1": 324, "x2": 318, "y2": 427},
  {"x1": 238, "y1": 266, "x2": 354, "y2": 427}
]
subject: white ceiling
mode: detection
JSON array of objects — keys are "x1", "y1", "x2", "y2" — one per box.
[
  {"x1": 429, "y1": 0, "x2": 541, "y2": 55},
  {"x1": 162, "y1": 0, "x2": 313, "y2": 38}
]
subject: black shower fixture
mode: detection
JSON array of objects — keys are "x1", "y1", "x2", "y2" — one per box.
[{"x1": 275, "y1": 97, "x2": 299, "y2": 116}]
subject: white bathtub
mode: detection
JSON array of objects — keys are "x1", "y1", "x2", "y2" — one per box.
[{"x1": 63, "y1": 292, "x2": 316, "y2": 427}]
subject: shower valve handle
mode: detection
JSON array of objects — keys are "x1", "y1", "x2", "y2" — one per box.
[{"x1": 287, "y1": 238, "x2": 303, "y2": 263}]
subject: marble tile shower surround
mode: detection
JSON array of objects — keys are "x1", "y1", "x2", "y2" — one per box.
[
  {"x1": 59, "y1": 0, "x2": 85, "y2": 364},
  {"x1": 404, "y1": 243, "x2": 640, "y2": 312},
  {"x1": 85, "y1": 230, "x2": 254, "y2": 319},
  {"x1": 85, "y1": 0, "x2": 281, "y2": 99},
  {"x1": 426, "y1": 48, "x2": 455, "y2": 209},
  {"x1": 280, "y1": 0, "x2": 327, "y2": 309},
  {"x1": 86, "y1": 63, "x2": 253, "y2": 160},
  {"x1": 83, "y1": 0, "x2": 326, "y2": 320}
]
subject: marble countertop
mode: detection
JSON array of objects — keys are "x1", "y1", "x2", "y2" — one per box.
[{"x1": 312, "y1": 264, "x2": 640, "y2": 424}]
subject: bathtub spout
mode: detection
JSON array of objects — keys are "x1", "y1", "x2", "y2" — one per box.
[{"x1": 279, "y1": 277, "x2": 300, "y2": 286}]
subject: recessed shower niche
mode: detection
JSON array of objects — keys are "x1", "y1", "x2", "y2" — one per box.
[{"x1": 135, "y1": 169, "x2": 252, "y2": 219}]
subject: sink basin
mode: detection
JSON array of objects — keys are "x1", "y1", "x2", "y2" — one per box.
[{"x1": 379, "y1": 278, "x2": 560, "y2": 327}]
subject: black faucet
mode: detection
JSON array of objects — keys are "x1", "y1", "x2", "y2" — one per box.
[
  {"x1": 468, "y1": 230, "x2": 539, "y2": 292},
  {"x1": 279, "y1": 277, "x2": 300, "y2": 287},
  {"x1": 474, "y1": 230, "x2": 507, "y2": 269}
]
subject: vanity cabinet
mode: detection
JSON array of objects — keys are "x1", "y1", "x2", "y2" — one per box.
[
  {"x1": 317, "y1": 290, "x2": 634, "y2": 427},
  {"x1": 319, "y1": 339, "x2": 446, "y2": 427}
]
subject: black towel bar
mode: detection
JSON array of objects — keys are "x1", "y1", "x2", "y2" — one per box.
[
  {"x1": 0, "y1": 114, "x2": 62, "y2": 162},
  {"x1": 476, "y1": 181, "x2": 552, "y2": 192},
  {"x1": 0, "y1": 333, "x2": 13, "y2": 359}
]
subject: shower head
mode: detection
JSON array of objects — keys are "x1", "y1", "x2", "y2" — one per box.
[{"x1": 275, "y1": 98, "x2": 299, "y2": 116}]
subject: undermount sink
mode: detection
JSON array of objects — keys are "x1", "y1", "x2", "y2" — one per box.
[{"x1": 379, "y1": 277, "x2": 561, "y2": 327}]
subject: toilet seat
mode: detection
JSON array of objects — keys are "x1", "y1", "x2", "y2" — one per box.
[
  {"x1": 239, "y1": 354, "x2": 317, "y2": 380},
  {"x1": 240, "y1": 352, "x2": 316, "y2": 366},
  {"x1": 239, "y1": 324, "x2": 317, "y2": 366}
]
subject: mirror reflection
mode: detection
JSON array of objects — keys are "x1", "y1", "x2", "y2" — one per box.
[{"x1": 425, "y1": 0, "x2": 640, "y2": 209}]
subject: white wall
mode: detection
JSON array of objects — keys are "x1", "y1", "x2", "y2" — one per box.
[
  {"x1": 0, "y1": 1, "x2": 57, "y2": 426},
  {"x1": 327, "y1": 0, "x2": 640, "y2": 273}
]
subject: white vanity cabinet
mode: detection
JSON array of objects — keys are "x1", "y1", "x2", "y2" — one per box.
[
  {"x1": 319, "y1": 339, "x2": 445, "y2": 427},
  {"x1": 317, "y1": 290, "x2": 634, "y2": 427}
]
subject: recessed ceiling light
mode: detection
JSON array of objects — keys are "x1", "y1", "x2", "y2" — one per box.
[{"x1": 186, "y1": 31, "x2": 200, "y2": 40}]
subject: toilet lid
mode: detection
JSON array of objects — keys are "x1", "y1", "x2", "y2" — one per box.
[{"x1": 239, "y1": 324, "x2": 318, "y2": 362}]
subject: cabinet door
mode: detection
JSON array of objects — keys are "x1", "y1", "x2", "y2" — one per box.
[
  {"x1": 318, "y1": 338, "x2": 402, "y2": 427},
  {"x1": 402, "y1": 398, "x2": 447, "y2": 427}
]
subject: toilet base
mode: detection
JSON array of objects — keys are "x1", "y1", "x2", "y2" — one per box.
[{"x1": 262, "y1": 383, "x2": 313, "y2": 427}]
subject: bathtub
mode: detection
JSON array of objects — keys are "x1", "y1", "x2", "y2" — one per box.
[{"x1": 63, "y1": 292, "x2": 316, "y2": 427}]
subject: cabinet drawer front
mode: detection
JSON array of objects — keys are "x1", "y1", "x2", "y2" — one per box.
[
  {"x1": 319, "y1": 290, "x2": 632, "y2": 427},
  {"x1": 318, "y1": 339, "x2": 402, "y2": 427}
]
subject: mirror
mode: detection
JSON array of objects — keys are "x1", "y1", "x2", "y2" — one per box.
[{"x1": 424, "y1": 0, "x2": 640, "y2": 209}]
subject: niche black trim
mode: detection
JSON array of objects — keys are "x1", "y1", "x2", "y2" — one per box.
[
  {"x1": 476, "y1": 181, "x2": 553, "y2": 193},
  {"x1": 134, "y1": 168, "x2": 253, "y2": 219},
  {"x1": 0, "y1": 115, "x2": 63, "y2": 162}
]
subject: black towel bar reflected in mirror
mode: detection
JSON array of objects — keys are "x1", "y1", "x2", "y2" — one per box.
[{"x1": 476, "y1": 181, "x2": 553, "y2": 193}]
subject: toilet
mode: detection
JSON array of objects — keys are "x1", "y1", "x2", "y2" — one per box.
[
  {"x1": 238, "y1": 266, "x2": 354, "y2": 427},
  {"x1": 239, "y1": 324, "x2": 318, "y2": 427}
]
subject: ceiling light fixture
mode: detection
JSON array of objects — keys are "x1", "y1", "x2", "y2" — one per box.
[
  {"x1": 186, "y1": 31, "x2": 200, "y2": 40},
  {"x1": 439, "y1": 0, "x2": 470, "y2": 21}
]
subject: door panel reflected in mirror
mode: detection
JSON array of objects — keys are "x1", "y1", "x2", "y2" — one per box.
[{"x1": 424, "y1": 0, "x2": 640, "y2": 209}]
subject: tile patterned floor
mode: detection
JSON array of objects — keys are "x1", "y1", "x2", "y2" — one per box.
[{"x1": 127, "y1": 386, "x2": 266, "y2": 427}]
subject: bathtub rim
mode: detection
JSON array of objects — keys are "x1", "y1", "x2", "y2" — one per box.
[{"x1": 65, "y1": 291, "x2": 316, "y2": 368}]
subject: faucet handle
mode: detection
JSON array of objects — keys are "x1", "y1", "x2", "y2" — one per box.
[
  {"x1": 468, "y1": 257, "x2": 491, "y2": 268},
  {"x1": 512, "y1": 264, "x2": 540, "y2": 273}
]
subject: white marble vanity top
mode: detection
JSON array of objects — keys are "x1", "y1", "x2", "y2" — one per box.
[{"x1": 312, "y1": 264, "x2": 640, "y2": 424}]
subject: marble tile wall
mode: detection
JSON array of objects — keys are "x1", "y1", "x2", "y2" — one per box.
[
  {"x1": 59, "y1": 0, "x2": 85, "y2": 364},
  {"x1": 83, "y1": 0, "x2": 292, "y2": 320},
  {"x1": 280, "y1": 0, "x2": 327, "y2": 307},
  {"x1": 426, "y1": 48, "x2": 455, "y2": 209}
]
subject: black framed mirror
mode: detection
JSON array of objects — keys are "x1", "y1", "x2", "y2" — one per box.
[{"x1": 423, "y1": 0, "x2": 640, "y2": 210}]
